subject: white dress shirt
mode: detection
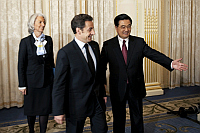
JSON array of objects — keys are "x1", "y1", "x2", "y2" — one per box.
[
  {"x1": 118, "y1": 35, "x2": 129, "y2": 50},
  {"x1": 75, "y1": 37, "x2": 97, "y2": 70}
]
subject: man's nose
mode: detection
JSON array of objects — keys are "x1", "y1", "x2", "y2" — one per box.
[
  {"x1": 92, "y1": 29, "x2": 95, "y2": 35},
  {"x1": 42, "y1": 22, "x2": 45, "y2": 26},
  {"x1": 124, "y1": 27, "x2": 129, "y2": 31}
]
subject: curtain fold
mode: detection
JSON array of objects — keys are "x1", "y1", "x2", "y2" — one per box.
[
  {"x1": 170, "y1": 0, "x2": 200, "y2": 87},
  {"x1": 50, "y1": 0, "x2": 115, "y2": 54}
]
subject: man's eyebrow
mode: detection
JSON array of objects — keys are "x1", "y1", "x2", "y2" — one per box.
[{"x1": 121, "y1": 24, "x2": 131, "y2": 26}]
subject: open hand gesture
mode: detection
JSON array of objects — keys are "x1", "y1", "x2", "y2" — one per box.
[{"x1": 172, "y1": 58, "x2": 188, "y2": 71}]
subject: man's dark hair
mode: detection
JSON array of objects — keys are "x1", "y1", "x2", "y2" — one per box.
[
  {"x1": 114, "y1": 14, "x2": 132, "y2": 27},
  {"x1": 71, "y1": 14, "x2": 93, "y2": 34}
]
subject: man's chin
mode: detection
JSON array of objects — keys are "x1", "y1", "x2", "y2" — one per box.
[
  {"x1": 88, "y1": 38, "x2": 92, "y2": 42},
  {"x1": 123, "y1": 34, "x2": 129, "y2": 37},
  {"x1": 121, "y1": 35, "x2": 129, "y2": 39}
]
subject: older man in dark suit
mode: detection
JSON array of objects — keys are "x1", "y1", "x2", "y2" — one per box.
[
  {"x1": 52, "y1": 14, "x2": 107, "y2": 133},
  {"x1": 100, "y1": 14, "x2": 188, "y2": 133}
]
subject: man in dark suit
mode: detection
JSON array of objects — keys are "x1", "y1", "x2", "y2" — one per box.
[
  {"x1": 100, "y1": 14, "x2": 188, "y2": 133},
  {"x1": 52, "y1": 14, "x2": 108, "y2": 133}
]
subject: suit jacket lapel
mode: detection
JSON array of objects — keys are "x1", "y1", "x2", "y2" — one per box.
[
  {"x1": 112, "y1": 36, "x2": 126, "y2": 66},
  {"x1": 112, "y1": 36, "x2": 136, "y2": 66},
  {"x1": 127, "y1": 36, "x2": 136, "y2": 66},
  {"x1": 29, "y1": 35, "x2": 37, "y2": 55},
  {"x1": 44, "y1": 36, "x2": 50, "y2": 56},
  {"x1": 72, "y1": 40, "x2": 91, "y2": 73}
]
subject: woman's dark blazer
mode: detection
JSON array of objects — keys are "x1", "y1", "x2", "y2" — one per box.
[{"x1": 18, "y1": 34, "x2": 54, "y2": 89}]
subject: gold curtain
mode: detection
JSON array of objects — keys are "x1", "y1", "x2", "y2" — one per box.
[
  {"x1": 142, "y1": 0, "x2": 200, "y2": 88},
  {"x1": 49, "y1": 0, "x2": 115, "y2": 54},
  {"x1": 169, "y1": 0, "x2": 200, "y2": 87},
  {"x1": 0, "y1": 0, "x2": 115, "y2": 109}
]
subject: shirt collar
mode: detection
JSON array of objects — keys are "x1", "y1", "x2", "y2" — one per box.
[
  {"x1": 32, "y1": 33, "x2": 45, "y2": 41},
  {"x1": 117, "y1": 35, "x2": 129, "y2": 50},
  {"x1": 74, "y1": 37, "x2": 86, "y2": 50},
  {"x1": 117, "y1": 35, "x2": 129, "y2": 43}
]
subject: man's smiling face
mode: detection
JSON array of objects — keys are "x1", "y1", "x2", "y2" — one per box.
[{"x1": 115, "y1": 19, "x2": 131, "y2": 39}]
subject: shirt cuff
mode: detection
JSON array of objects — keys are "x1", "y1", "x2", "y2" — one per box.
[
  {"x1": 18, "y1": 87, "x2": 26, "y2": 90},
  {"x1": 171, "y1": 61, "x2": 174, "y2": 69}
]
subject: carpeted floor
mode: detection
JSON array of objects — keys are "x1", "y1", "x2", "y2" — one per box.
[{"x1": 0, "y1": 86, "x2": 200, "y2": 133}]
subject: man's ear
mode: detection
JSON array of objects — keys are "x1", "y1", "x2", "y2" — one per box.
[
  {"x1": 76, "y1": 28, "x2": 81, "y2": 35},
  {"x1": 115, "y1": 26, "x2": 118, "y2": 31}
]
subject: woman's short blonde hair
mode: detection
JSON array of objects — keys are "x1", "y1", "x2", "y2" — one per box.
[{"x1": 27, "y1": 13, "x2": 47, "y2": 34}]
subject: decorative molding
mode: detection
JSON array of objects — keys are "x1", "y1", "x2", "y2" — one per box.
[{"x1": 146, "y1": 89, "x2": 163, "y2": 96}]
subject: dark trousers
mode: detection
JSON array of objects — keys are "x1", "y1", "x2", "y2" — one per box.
[
  {"x1": 111, "y1": 84, "x2": 144, "y2": 133},
  {"x1": 66, "y1": 98, "x2": 108, "y2": 133}
]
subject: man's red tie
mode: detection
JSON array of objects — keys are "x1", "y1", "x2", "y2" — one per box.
[
  {"x1": 122, "y1": 40, "x2": 127, "y2": 64},
  {"x1": 122, "y1": 40, "x2": 128, "y2": 83}
]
